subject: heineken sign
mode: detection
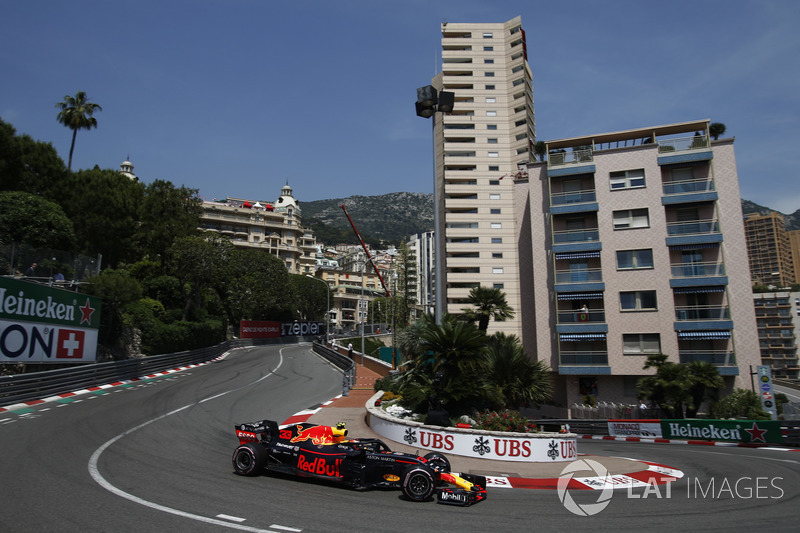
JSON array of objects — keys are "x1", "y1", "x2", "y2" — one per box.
[
  {"x1": 661, "y1": 419, "x2": 782, "y2": 444},
  {"x1": 0, "y1": 277, "x2": 101, "y2": 363}
]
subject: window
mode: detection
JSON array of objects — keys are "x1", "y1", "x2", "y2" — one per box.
[
  {"x1": 616, "y1": 249, "x2": 654, "y2": 270},
  {"x1": 483, "y1": 46, "x2": 493, "y2": 51},
  {"x1": 488, "y1": 152, "x2": 499, "y2": 157},
  {"x1": 490, "y1": 222, "x2": 502, "y2": 229},
  {"x1": 613, "y1": 208, "x2": 649, "y2": 229},
  {"x1": 489, "y1": 180, "x2": 500, "y2": 185},
  {"x1": 491, "y1": 237, "x2": 502, "y2": 243},
  {"x1": 492, "y1": 267, "x2": 504, "y2": 274},
  {"x1": 486, "y1": 111, "x2": 497, "y2": 117},
  {"x1": 610, "y1": 169, "x2": 646, "y2": 190},
  {"x1": 620, "y1": 291, "x2": 657, "y2": 311},
  {"x1": 487, "y1": 124, "x2": 497, "y2": 130},
  {"x1": 623, "y1": 334, "x2": 661, "y2": 355},
  {"x1": 493, "y1": 283, "x2": 504, "y2": 289},
  {"x1": 485, "y1": 98, "x2": 496, "y2": 103},
  {"x1": 488, "y1": 165, "x2": 499, "y2": 171},
  {"x1": 492, "y1": 253, "x2": 503, "y2": 258},
  {"x1": 488, "y1": 137, "x2": 498, "y2": 143},
  {"x1": 490, "y1": 208, "x2": 501, "y2": 214},
  {"x1": 483, "y1": 32, "x2": 493, "y2": 38},
  {"x1": 489, "y1": 194, "x2": 500, "y2": 200},
  {"x1": 485, "y1": 72, "x2": 495, "y2": 77},
  {"x1": 484, "y1": 59, "x2": 494, "y2": 64},
  {"x1": 485, "y1": 84, "x2": 495, "y2": 90}
]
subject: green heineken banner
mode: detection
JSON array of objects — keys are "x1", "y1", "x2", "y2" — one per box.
[
  {"x1": 0, "y1": 277, "x2": 101, "y2": 363},
  {"x1": 661, "y1": 419, "x2": 782, "y2": 444}
]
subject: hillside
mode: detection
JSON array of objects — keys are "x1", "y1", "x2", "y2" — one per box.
[
  {"x1": 301, "y1": 193, "x2": 799, "y2": 246},
  {"x1": 300, "y1": 192, "x2": 434, "y2": 246}
]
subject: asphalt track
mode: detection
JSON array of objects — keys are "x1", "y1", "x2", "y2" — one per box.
[{"x1": 1, "y1": 343, "x2": 799, "y2": 532}]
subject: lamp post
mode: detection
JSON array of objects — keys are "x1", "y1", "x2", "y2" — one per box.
[
  {"x1": 306, "y1": 274, "x2": 330, "y2": 344},
  {"x1": 415, "y1": 85, "x2": 454, "y2": 324}
]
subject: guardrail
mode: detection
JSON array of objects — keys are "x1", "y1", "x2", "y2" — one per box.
[
  {"x1": 0, "y1": 337, "x2": 311, "y2": 408},
  {"x1": 312, "y1": 342, "x2": 356, "y2": 396}
]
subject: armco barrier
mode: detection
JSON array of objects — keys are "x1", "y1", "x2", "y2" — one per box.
[{"x1": 0, "y1": 336, "x2": 313, "y2": 407}]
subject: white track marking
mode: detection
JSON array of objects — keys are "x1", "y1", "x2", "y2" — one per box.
[{"x1": 88, "y1": 349, "x2": 297, "y2": 532}]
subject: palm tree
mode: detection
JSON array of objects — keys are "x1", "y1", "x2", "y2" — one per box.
[
  {"x1": 533, "y1": 141, "x2": 547, "y2": 162},
  {"x1": 685, "y1": 361, "x2": 725, "y2": 418},
  {"x1": 709, "y1": 122, "x2": 726, "y2": 141},
  {"x1": 483, "y1": 332, "x2": 551, "y2": 409},
  {"x1": 55, "y1": 91, "x2": 102, "y2": 170},
  {"x1": 461, "y1": 286, "x2": 515, "y2": 332}
]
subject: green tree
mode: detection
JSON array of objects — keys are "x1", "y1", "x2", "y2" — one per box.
[
  {"x1": 533, "y1": 140, "x2": 547, "y2": 162},
  {"x1": 168, "y1": 234, "x2": 233, "y2": 321},
  {"x1": 59, "y1": 168, "x2": 144, "y2": 268},
  {"x1": 709, "y1": 122, "x2": 727, "y2": 141},
  {"x1": 84, "y1": 268, "x2": 142, "y2": 358},
  {"x1": 55, "y1": 91, "x2": 102, "y2": 170},
  {"x1": 0, "y1": 191, "x2": 76, "y2": 274},
  {"x1": 0, "y1": 118, "x2": 68, "y2": 198},
  {"x1": 291, "y1": 274, "x2": 330, "y2": 322},
  {"x1": 483, "y1": 332, "x2": 551, "y2": 409},
  {"x1": 685, "y1": 361, "x2": 725, "y2": 417},
  {"x1": 135, "y1": 179, "x2": 203, "y2": 265},
  {"x1": 715, "y1": 388, "x2": 770, "y2": 420},
  {"x1": 461, "y1": 286, "x2": 515, "y2": 332}
]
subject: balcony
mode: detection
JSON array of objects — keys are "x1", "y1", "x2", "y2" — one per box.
[
  {"x1": 675, "y1": 305, "x2": 730, "y2": 321},
  {"x1": 669, "y1": 261, "x2": 728, "y2": 288},
  {"x1": 550, "y1": 189, "x2": 598, "y2": 214},
  {"x1": 547, "y1": 148, "x2": 596, "y2": 177},
  {"x1": 556, "y1": 308, "x2": 608, "y2": 335},
  {"x1": 553, "y1": 228, "x2": 600, "y2": 244},
  {"x1": 661, "y1": 177, "x2": 718, "y2": 205},
  {"x1": 679, "y1": 350, "x2": 737, "y2": 369},
  {"x1": 657, "y1": 134, "x2": 713, "y2": 166},
  {"x1": 665, "y1": 219, "x2": 722, "y2": 247},
  {"x1": 554, "y1": 268, "x2": 605, "y2": 294}
]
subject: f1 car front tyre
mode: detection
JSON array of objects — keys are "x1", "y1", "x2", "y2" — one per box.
[
  {"x1": 401, "y1": 465, "x2": 436, "y2": 502},
  {"x1": 232, "y1": 444, "x2": 266, "y2": 476}
]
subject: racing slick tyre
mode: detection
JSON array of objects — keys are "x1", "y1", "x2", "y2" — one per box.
[
  {"x1": 423, "y1": 452, "x2": 451, "y2": 474},
  {"x1": 401, "y1": 465, "x2": 436, "y2": 502},
  {"x1": 232, "y1": 443, "x2": 267, "y2": 476}
]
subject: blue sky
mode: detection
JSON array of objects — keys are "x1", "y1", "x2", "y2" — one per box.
[{"x1": 2, "y1": 1, "x2": 799, "y2": 212}]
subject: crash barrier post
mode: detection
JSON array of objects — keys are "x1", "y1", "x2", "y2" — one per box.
[{"x1": 0, "y1": 336, "x2": 315, "y2": 408}]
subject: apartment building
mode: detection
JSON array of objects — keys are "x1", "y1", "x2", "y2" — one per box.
[
  {"x1": 431, "y1": 16, "x2": 535, "y2": 336},
  {"x1": 199, "y1": 184, "x2": 317, "y2": 274},
  {"x1": 743, "y1": 211, "x2": 795, "y2": 287},
  {"x1": 515, "y1": 120, "x2": 761, "y2": 405},
  {"x1": 753, "y1": 292, "x2": 800, "y2": 379},
  {"x1": 407, "y1": 231, "x2": 435, "y2": 315}
]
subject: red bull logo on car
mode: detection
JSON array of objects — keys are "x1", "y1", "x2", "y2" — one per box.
[
  {"x1": 290, "y1": 424, "x2": 347, "y2": 445},
  {"x1": 296, "y1": 455, "x2": 343, "y2": 477}
]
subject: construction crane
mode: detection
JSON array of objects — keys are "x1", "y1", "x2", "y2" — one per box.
[{"x1": 340, "y1": 204, "x2": 391, "y2": 297}]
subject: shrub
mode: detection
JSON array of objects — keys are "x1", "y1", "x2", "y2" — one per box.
[
  {"x1": 474, "y1": 410, "x2": 538, "y2": 433},
  {"x1": 715, "y1": 388, "x2": 771, "y2": 420}
]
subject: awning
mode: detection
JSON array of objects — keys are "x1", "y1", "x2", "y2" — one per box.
[
  {"x1": 668, "y1": 242, "x2": 720, "y2": 250},
  {"x1": 677, "y1": 331, "x2": 731, "y2": 340},
  {"x1": 557, "y1": 292, "x2": 604, "y2": 300},
  {"x1": 559, "y1": 333, "x2": 607, "y2": 341},
  {"x1": 555, "y1": 251, "x2": 601, "y2": 260},
  {"x1": 673, "y1": 286, "x2": 726, "y2": 294}
]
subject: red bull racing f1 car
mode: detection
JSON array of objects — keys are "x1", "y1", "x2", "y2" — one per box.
[{"x1": 232, "y1": 419, "x2": 487, "y2": 506}]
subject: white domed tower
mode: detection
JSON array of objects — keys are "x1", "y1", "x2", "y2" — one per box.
[
  {"x1": 274, "y1": 182, "x2": 300, "y2": 216},
  {"x1": 119, "y1": 158, "x2": 138, "y2": 181}
]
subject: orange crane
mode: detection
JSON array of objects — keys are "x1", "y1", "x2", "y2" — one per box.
[{"x1": 340, "y1": 204, "x2": 391, "y2": 297}]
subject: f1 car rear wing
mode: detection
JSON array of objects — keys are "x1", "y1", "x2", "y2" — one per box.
[{"x1": 235, "y1": 420, "x2": 279, "y2": 446}]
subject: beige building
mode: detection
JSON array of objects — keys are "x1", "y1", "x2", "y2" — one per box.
[
  {"x1": 430, "y1": 16, "x2": 535, "y2": 336},
  {"x1": 199, "y1": 184, "x2": 317, "y2": 274},
  {"x1": 753, "y1": 292, "x2": 799, "y2": 379},
  {"x1": 514, "y1": 120, "x2": 761, "y2": 405},
  {"x1": 743, "y1": 211, "x2": 795, "y2": 287}
]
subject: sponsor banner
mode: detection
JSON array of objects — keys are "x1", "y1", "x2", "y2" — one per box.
[
  {"x1": 0, "y1": 319, "x2": 98, "y2": 363},
  {"x1": 661, "y1": 419, "x2": 782, "y2": 444},
  {"x1": 240, "y1": 320, "x2": 326, "y2": 339},
  {"x1": 240, "y1": 320, "x2": 281, "y2": 339},
  {"x1": 369, "y1": 415, "x2": 577, "y2": 462},
  {"x1": 0, "y1": 277, "x2": 101, "y2": 329},
  {"x1": 607, "y1": 420, "x2": 663, "y2": 438}
]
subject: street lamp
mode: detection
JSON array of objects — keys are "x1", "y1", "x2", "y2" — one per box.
[
  {"x1": 306, "y1": 274, "x2": 330, "y2": 344},
  {"x1": 415, "y1": 84, "x2": 454, "y2": 324}
]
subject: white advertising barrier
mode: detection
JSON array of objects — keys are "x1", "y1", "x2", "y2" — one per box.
[
  {"x1": 366, "y1": 398, "x2": 577, "y2": 463},
  {"x1": 607, "y1": 420, "x2": 663, "y2": 438}
]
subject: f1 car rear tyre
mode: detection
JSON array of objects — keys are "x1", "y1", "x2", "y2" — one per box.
[
  {"x1": 423, "y1": 452, "x2": 451, "y2": 473},
  {"x1": 401, "y1": 465, "x2": 436, "y2": 502},
  {"x1": 232, "y1": 443, "x2": 267, "y2": 476}
]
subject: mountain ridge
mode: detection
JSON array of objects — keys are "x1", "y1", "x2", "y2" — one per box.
[{"x1": 300, "y1": 193, "x2": 800, "y2": 245}]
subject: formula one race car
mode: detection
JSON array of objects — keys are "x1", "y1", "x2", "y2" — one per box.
[{"x1": 232, "y1": 420, "x2": 487, "y2": 506}]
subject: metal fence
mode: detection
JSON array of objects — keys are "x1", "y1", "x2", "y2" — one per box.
[
  {"x1": 570, "y1": 402, "x2": 651, "y2": 420},
  {"x1": 0, "y1": 337, "x2": 314, "y2": 407}
]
